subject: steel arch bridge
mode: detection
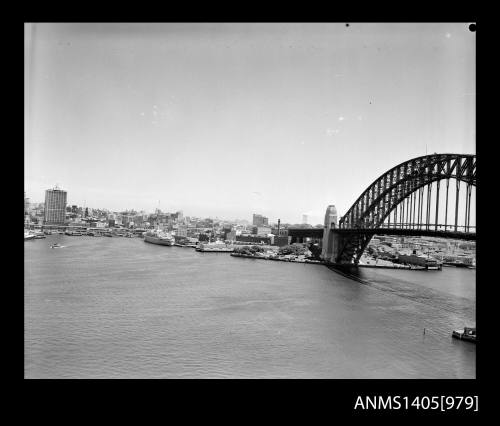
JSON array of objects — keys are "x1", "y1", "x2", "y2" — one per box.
[{"x1": 323, "y1": 153, "x2": 476, "y2": 264}]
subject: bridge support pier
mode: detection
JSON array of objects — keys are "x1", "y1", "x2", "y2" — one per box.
[
  {"x1": 323, "y1": 230, "x2": 372, "y2": 265},
  {"x1": 322, "y1": 226, "x2": 336, "y2": 260}
]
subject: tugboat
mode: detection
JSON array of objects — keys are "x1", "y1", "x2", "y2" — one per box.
[{"x1": 452, "y1": 327, "x2": 476, "y2": 343}]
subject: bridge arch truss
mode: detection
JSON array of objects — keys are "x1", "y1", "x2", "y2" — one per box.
[
  {"x1": 332, "y1": 153, "x2": 476, "y2": 264},
  {"x1": 339, "y1": 153, "x2": 476, "y2": 232}
]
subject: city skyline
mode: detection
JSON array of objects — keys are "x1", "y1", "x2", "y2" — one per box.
[
  {"x1": 26, "y1": 188, "x2": 319, "y2": 225},
  {"x1": 25, "y1": 23, "x2": 475, "y2": 225}
]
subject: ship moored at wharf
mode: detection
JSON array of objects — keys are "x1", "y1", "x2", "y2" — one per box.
[
  {"x1": 24, "y1": 230, "x2": 36, "y2": 240},
  {"x1": 143, "y1": 229, "x2": 175, "y2": 246}
]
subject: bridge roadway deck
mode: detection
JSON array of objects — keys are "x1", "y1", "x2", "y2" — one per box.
[
  {"x1": 287, "y1": 228, "x2": 325, "y2": 238},
  {"x1": 287, "y1": 227, "x2": 476, "y2": 241}
]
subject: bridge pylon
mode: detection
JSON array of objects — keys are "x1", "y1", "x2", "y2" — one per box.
[{"x1": 321, "y1": 205, "x2": 338, "y2": 261}]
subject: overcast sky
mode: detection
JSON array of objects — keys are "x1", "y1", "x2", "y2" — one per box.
[{"x1": 25, "y1": 23, "x2": 475, "y2": 224}]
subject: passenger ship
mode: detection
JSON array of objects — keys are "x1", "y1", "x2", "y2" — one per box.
[{"x1": 143, "y1": 228, "x2": 175, "y2": 246}]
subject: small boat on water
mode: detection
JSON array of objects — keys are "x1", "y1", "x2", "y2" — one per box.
[
  {"x1": 452, "y1": 327, "x2": 476, "y2": 343},
  {"x1": 50, "y1": 243, "x2": 64, "y2": 249}
]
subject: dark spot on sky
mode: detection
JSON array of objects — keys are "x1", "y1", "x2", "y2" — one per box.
[{"x1": 468, "y1": 23, "x2": 476, "y2": 32}]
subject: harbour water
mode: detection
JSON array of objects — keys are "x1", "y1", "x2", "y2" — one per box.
[{"x1": 25, "y1": 235, "x2": 476, "y2": 378}]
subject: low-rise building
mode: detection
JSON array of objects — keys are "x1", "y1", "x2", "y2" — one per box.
[
  {"x1": 177, "y1": 225, "x2": 188, "y2": 237},
  {"x1": 226, "y1": 230, "x2": 237, "y2": 241},
  {"x1": 236, "y1": 235, "x2": 272, "y2": 245},
  {"x1": 272, "y1": 235, "x2": 291, "y2": 247},
  {"x1": 256, "y1": 226, "x2": 272, "y2": 236}
]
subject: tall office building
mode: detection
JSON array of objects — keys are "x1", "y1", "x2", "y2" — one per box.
[
  {"x1": 24, "y1": 192, "x2": 30, "y2": 225},
  {"x1": 44, "y1": 186, "x2": 67, "y2": 225},
  {"x1": 253, "y1": 213, "x2": 269, "y2": 226},
  {"x1": 302, "y1": 214, "x2": 308, "y2": 224},
  {"x1": 24, "y1": 192, "x2": 30, "y2": 215}
]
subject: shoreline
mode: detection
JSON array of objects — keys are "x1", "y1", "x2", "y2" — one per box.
[
  {"x1": 230, "y1": 253, "x2": 445, "y2": 270},
  {"x1": 26, "y1": 235, "x2": 473, "y2": 270},
  {"x1": 230, "y1": 252, "x2": 322, "y2": 264}
]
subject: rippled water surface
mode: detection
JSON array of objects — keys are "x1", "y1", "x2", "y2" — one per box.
[{"x1": 25, "y1": 235, "x2": 476, "y2": 378}]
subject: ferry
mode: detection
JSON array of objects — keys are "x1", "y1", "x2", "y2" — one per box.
[
  {"x1": 144, "y1": 229, "x2": 175, "y2": 246},
  {"x1": 24, "y1": 231, "x2": 36, "y2": 240},
  {"x1": 452, "y1": 327, "x2": 476, "y2": 343},
  {"x1": 196, "y1": 241, "x2": 234, "y2": 252}
]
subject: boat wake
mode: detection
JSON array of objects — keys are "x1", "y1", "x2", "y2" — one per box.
[{"x1": 326, "y1": 264, "x2": 475, "y2": 321}]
